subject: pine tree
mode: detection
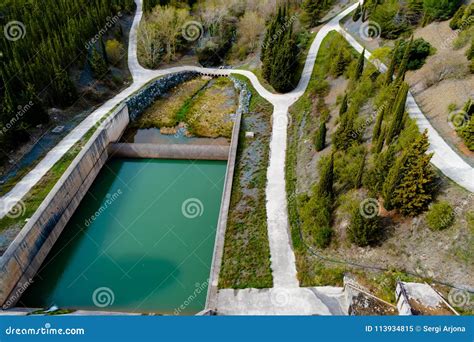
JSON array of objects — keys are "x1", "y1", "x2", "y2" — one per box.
[
  {"x1": 89, "y1": 47, "x2": 109, "y2": 79},
  {"x1": 318, "y1": 153, "x2": 334, "y2": 199},
  {"x1": 352, "y1": 4, "x2": 362, "y2": 21},
  {"x1": 393, "y1": 130, "x2": 436, "y2": 216},
  {"x1": 51, "y1": 65, "x2": 77, "y2": 107},
  {"x1": 386, "y1": 82, "x2": 409, "y2": 144},
  {"x1": 22, "y1": 83, "x2": 49, "y2": 125},
  {"x1": 315, "y1": 121, "x2": 327, "y2": 151},
  {"x1": 348, "y1": 206, "x2": 381, "y2": 247},
  {"x1": 354, "y1": 48, "x2": 365, "y2": 81}
]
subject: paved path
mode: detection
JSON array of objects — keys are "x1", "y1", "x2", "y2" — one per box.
[{"x1": 1, "y1": 0, "x2": 473, "y2": 314}]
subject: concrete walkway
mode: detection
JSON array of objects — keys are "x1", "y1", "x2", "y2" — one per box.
[{"x1": 1, "y1": 0, "x2": 473, "y2": 314}]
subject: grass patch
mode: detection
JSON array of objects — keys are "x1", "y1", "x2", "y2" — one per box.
[
  {"x1": 135, "y1": 78, "x2": 209, "y2": 128},
  {"x1": 219, "y1": 75, "x2": 274, "y2": 289},
  {"x1": 186, "y1": 78, "x2": 237, "y2": 139}
]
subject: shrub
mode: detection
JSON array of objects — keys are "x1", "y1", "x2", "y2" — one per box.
[
  {"x1": 348, "y1": 206, "x2": 382, "y2": 247},
  {"x1": 393, "y1": 38, "x2": 432, "y2": 70},
  {"x1": 423, "y1": 0, "x2": 463, "y2": 21},
  {"x1": 426, "y1": 201, "x2": 455, "y2": 230},
  {"x1": 370, "y1": 0, "x2": 409, "y2": 39},
  {"x1": 106, "y1": 39, "x2": 125, "y2": 65}
]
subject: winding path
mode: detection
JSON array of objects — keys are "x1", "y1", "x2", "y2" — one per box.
[{"x1": 0, "y1": 0, "x2": 473, "y2": 313}]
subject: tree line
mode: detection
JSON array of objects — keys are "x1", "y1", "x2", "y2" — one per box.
[{"x1": 0, "y1": 0, "x2": 134, "y2": 161}]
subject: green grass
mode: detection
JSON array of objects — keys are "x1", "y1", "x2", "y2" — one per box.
[{"x1": 218, "y1": 75, "x2": 274, "y2": 289}]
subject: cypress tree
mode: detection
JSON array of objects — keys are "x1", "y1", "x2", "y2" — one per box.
[
  {"x1": 366, "y1": 145, "x2": 396, "y2": 194},
  {"x1": 332, "y1": 48, "x2": 349, "y2": 76},
  {"x1": 318, "y1": 152, "x2": 334, "y2": 199},
  {"x1": 315, "y1": 121, "x2": 327, "y2": 151},
  {"x1": 372, "y1": 103, "x2": 386, "y2": 142},
  {"x1": 355, "y1": 150, "x2": 367, "y2": 189},
  {"x1": 382, "y1": 151, "x2": 407, "y2": 211},
  {"x1": 339, "y1": 93, "x2": 349, "y2": 116},
  {"x1": 354, "y1": 48, "x2": 365, "y2": 81},
  {"x1": 100, "y1": 37, "x2": 109, "y2": 65},
  {"x1": 396, "y1": 37, "x2": 413, "y2": 81},
  {"x1": 385, "y1": 42, "x2": 399, "y2": 85},
  {"x1": 373, "y1": 125, "x2": 386, "y2": 153},
  {"x1": 393, "y1": 130, "x2": 436, "y2": 216},
  {"x1": 386, "y1": 82, "x2": 409, "y2": 144}
]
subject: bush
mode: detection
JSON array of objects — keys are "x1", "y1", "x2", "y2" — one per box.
[
  {"x1": 370, "y1": 0, "x2": 409, "y2": 39},
  {"x1": 426, "y1": 201, "x2": 455, "y2": 230},
  {"x1": 348, "y1": 206, "x2": 382, "y2": 247},
  {"x1": 423, "y1": 0, "x2": 463, "y2": 21},
  {"x1": 106, "y1": 39, "x2": 125, "y2": 65},
  {"x1": 393, "y1": 38, "x2": 432, "y2": 70}
]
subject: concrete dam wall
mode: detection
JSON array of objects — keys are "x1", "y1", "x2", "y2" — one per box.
[
  {"x1": 0, "y1": 103, "x2": 130, "y2": 307},
  {"x1": 0, "y1": 72, "x2": 249, "y2": 310},
  {"x1": 109, "y1": 143, "x2": 230, "y2": 161}
]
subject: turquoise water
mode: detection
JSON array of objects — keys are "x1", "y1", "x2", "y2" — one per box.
[{"x1": 21, "y1": 158, "x2": 226, "y2": 314}]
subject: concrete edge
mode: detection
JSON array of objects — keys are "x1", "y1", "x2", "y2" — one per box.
[{"x1": 204, "y1": 95, "x2": 244, "y2": 311}]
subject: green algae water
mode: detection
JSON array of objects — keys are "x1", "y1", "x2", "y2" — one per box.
[{"x1": 21, "y1": 158, "x2": 226, "y2": 314}]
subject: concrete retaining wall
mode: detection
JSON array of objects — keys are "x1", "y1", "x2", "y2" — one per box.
[
  {"x1": 109, "y1": 143, "x2": 229, "y2": 161},
  {"x1": 0, "y1": 104, "x2": 130, "y2": 308},
  {"x1": 205, "y1": 77, "x2": 251, "y2": 310}
]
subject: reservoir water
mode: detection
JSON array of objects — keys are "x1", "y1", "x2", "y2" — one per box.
[{"x1": 21, "y1": 158, "x2": 226, "y2": 314}]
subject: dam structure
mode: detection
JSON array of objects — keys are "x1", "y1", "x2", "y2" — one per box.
[{"x1": 0, "y1": 72, "x2": 248, "y2": 315}]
